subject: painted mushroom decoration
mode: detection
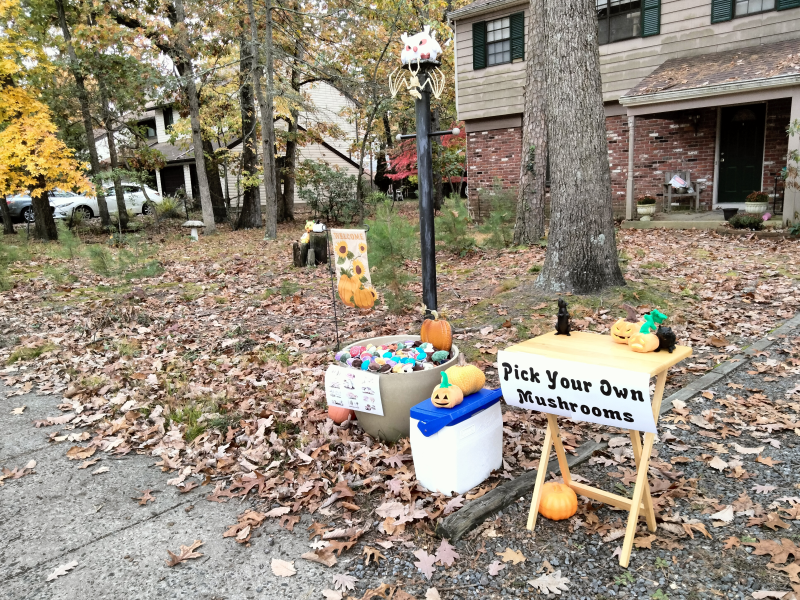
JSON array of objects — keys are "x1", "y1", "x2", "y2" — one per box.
[
  {"x1": 182, "y1": 220, "x2": 206, "y2": 241},
  {"x1": 431, "y1": 372, "x2": 464, "y2": 409}
]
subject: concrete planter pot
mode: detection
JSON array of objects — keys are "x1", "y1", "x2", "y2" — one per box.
[
  {"x1": 744, "y1": 202, "x2": 768, "y2": 214},
  {"x1": 345, "y1": 335, "x2": 460, "y2": 442},
  {"x1": 637, "y1": 204, "x2": 656, "y2": 221}
]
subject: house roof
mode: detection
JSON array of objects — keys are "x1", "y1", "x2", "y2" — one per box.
[
  {"x1": 448, "y1": 0, "x2": 524, "y2": 21},
  {"x1": 621, "y1": 38, "x2": 800, "y2": 105}
]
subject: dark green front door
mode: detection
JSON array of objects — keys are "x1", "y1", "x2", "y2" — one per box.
[{"x1": 718, "y1": 103, "x2": 766, "y2": 203}]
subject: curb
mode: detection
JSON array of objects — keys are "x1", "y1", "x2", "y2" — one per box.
[{"x1": 436, "y1": 311, "x2": 800, "y2": 541}]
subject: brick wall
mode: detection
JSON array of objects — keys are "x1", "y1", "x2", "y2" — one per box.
[
  {"x1": 763, "y1": 98, "x2": 791, "y2": 193},
  {"x1": 465, "y1": 102, "x2": 791, "y2": 216}
]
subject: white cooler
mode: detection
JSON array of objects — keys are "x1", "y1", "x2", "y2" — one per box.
[{"x1": 409, "y1": 388, "x2": 503, "y2": 496}]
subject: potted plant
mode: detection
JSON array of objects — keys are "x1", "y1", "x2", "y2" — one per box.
[
  {"x1": 744, "y1": 191, "x2": 769, "y2": 214},
  {"x1": 722, "y1": 207, "x2": 738, "y2": 221},
  {"x1": 636, "y1": 196, "x2": 657, "y2": 221}
]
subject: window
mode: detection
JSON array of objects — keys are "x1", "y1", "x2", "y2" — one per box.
[
  {"x1": 487, "y1": 18, "x2": 511, "y2": 66},
  {"x1": 597, "y1": 0, "x2": 641, "y2": 44},
  {"x1": 735, "y1": 0, "x2": 775, "y2": 14},
  {"x1": 712, "y1": 0, "x2": 798, "y2": 23},
  {"x1": 163, "y1": 107, "x2": 174, "y2": 131},
  {"x1": 472, "y1": 12, "x2": 524, "y2": 70},
  {"x1": 140, "y1": 118, "x2": 157, "y2": 138}
]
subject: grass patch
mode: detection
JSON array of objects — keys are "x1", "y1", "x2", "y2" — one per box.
[
  {"x1": 640, "y1": 261, "x2": 666, "y2": 270},
  {"x1": 257, "y1": 345, "x2": 296, "y2": 367},
  {"x1": 528, "y1": 264, "x2": 542, "y2": 273},
  {"x1": 7, "y1": 342, "x2": 57, "y2": 364}
]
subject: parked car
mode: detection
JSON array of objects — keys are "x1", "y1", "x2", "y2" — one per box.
[
  {"x1": 51, "y1": 184, "x2": 163, "y2": 220},
  {"x1": 2, "y1": 190, "x2": 73, "y2": 223}
]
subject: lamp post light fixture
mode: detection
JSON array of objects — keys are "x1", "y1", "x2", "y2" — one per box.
[{"x1": 389, "y1": 26, "x2": 448, "y2": 317}]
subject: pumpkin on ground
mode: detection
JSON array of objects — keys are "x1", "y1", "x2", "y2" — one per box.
[
  {"x1": 538, "y1": 482, "x2": 578, "y2": 521},
  {"x1": 431, "y1": 372, "x2": 464, "y2": 409},
  {"x1": 328, "y1": 405, "x2": 355, "y2": 424},
  {"x1": 420, "y1": 310, "x2": 452, "y2": 352},
  {"x1": 628, "y1": 332, "x2": 659, "y2": 353},
  {"x1": 337, "y1": 274, "x2": 357, "y2": 307},
  {"x1": 445, "y1": 354, "x2": 485, "y2": 396}
]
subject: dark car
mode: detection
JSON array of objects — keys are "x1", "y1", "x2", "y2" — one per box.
[{"x1": 2, "y1": 190, "x2": 72, "y2": 223}]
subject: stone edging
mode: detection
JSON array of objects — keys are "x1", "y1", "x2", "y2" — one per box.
[{"x1": 436, "y1": 311, "x2": 800, "y2": 541}]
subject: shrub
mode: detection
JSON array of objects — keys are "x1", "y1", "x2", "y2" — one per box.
[
  {"x1": 728, "y1": 213, "x2": 764, "y2": 231},
  {"x1": 478, "y1": 187, "x2": 516, "y2": 248},
  {"x1": 637, "y1": 195, "x2": 656, "y2": 205},
  {"x1": 436, "y1": 195, "x2": 474, "y2": 255},
  {"x1": 88, "y1": 234, "x2": 163, "y2": 279},
  {"x1": 297, "y1": 160, "x2": 360, "y2": 223},
  {"x1": 745, "y1": 191, "x2": 769, "y2": 203},
  {"x1": 157, "y1": 196, "x2": 184, "y2": 219},
  {"x1": 366, "y1": 202, "x2": 419, "y2": 312}
]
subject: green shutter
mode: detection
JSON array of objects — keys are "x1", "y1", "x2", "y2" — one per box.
[
  {"x1": 641, "y1": 0, "x2": 660, "y2": 37},
  {"x1": 472, "y1": 21, "x2": 486, "y2": 70},
  {"x1": 510, "y1": 12, "x2": 524, "y2": 60},
  {"x1": 777, "y1": 0, "x2": 800, "y2": 10},
  {"x1": 711, "y1": 0, "x2": 733, "y2": 23}
]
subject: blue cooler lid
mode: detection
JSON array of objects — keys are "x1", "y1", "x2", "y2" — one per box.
[{"x1": 410, "y1": 388, "x2": 503, "y2": 437}]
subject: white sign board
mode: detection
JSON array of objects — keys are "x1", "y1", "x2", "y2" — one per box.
[
  {"x1": 497, "y1": 350, "x2": 656, "y2": 433},
  {"x1": 325, "y1": 365, "x2": 384, "y2": 416}
]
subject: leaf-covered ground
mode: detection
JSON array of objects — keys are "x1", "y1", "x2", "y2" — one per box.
[{"x1": 1, "y1": 217, "x2": 799, "y2": 598}]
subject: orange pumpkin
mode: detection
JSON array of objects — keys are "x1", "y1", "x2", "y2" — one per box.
[
  {"x1": 538, "y1": 482, "x2": 578, "y2": 521},
  {"x1": 611, "y1": 318, "x2": 644, "y2": 344},
  {"x1": 628, "y1": 332, "x2": 659, "y2": 353},
  {"x1": 420, "y1": 310, "x2": 452, "y2": 352},
  {"x1": 328, "y1": 405, "x2": 355, "y2": 424},
  {"x1": 337, "y1": 274, "x2": 357, "y2": 307},
  {"x1": 445, "y1": 355, "x2": 485, "y2": 396},
  {"x1": 431, "y1": 372, "x2": 464, "y2": 409},
  {"x1": 353, "y1": 285, "x2": 377, "y2": 309}
]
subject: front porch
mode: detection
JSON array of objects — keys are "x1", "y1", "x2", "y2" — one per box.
[{"x1": 622, "y1": 209, "x2": 785, "y2": 230}]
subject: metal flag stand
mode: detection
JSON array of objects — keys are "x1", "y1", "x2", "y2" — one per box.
[{"x1": 326, "y1": 228, "x2": 340, "y2": 351}]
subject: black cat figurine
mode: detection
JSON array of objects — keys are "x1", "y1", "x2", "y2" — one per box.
[
  {"x1": 655, "y1": 325, "x2": 676, "y2": 353},
  {"x1": 555, "y1": 298, "x2": 571, "y2": 336}
]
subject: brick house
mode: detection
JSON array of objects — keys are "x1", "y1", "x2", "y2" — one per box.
[{"x1": 448, "y1": 0, "x2": 800, "y2": 224}]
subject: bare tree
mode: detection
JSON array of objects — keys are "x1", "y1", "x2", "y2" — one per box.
[{"x1": 535, "y1": 0, "x2": 624, "y2": 293}]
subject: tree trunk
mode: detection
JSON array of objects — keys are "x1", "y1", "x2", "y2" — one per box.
[
  {"x1": 173, "y1": 0, "x2": 216, "y2": 233},
  {"x1": 432, "y1": 107, "x2": 443, "y2": 210},
  {"x1": 247, "y1": 0, "x2": 277, "y2": 238},
  {"x1": 56, "y1": 0, "x2": 111, "y2": 229},
  {"x1": 383, "y1": 112, "x2": 393, "y2": 148},
  {"x1": 31, "y1": 177, "x2": 58, "y2": 241},
  {"x1": 235, "y1": 26, "x2": 262, "y2": 229},
  {"x1": 104, "y1": 126, "x2": 128, "y2": 230},
  {"x1": 0, "y1": 197, "x2": 15, "y2": 235},
  {"x1": 535, "y1": 0, "x2": 625, "y2": 294},
  {"x1": 280, "y1": 38, "x2": 301, "y2": 223},
  {"x1": 202, "y1": 138, "x2": 226, "y2": 222},
  {"x1": 513, "y1": 0, "x2": 546, "y2": 245}
]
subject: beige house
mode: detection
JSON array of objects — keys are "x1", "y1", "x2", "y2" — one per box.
[{"x1": 449, "y1": 0, "x2": 800, "y2": 224}]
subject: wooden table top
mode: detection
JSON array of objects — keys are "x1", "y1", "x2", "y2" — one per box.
[{"x1": 504, "y1": 331, "x2": 692, "y2": 376}]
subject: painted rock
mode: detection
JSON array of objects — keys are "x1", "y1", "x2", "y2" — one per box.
[
  {"x1": 352, "y1": 359, "x2": 362, "y2": 369},
  {"x1": 374, "y1": 358, "x2": 386, "y2": 365},
  {"x1": 346, "y1": 358, "x2": 355, "y2": 367},
  {"x1": 432, "y1": 350, "x2": 449, "y2": 363},
  {"x1": 361, "y1": 362, "x2": 370, "y2": 371},
  {"x1": 378, "y1": 364, "x2": 392, "y2": 373},
  {"x1": 349, "y1": 346, "x2": 363, "y2": 358}
]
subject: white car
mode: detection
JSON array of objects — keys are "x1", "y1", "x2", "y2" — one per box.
[{"x1": 51, "y1": 184, "x2": 163, "y2": 220}]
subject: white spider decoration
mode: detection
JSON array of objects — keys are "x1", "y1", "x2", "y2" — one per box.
[{"x1": 389, "y1": 27, "x2": 446, "y2": 101}]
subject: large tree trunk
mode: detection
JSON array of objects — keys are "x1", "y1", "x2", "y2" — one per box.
[
  {"x1": 247, "y1": 0, "x2": 276, "y2": 238},
  {"x1": 202, "y1": 138, "x2": 226, "y2": 222},
  {"x1": 513, "y1": 0, "x2": 546, "y2": 245},
  {"x1": 235, "y1": 26, "x2": 262, "y2": 229},
  {"x1": 172, "y1": 0, "x2": 216, "y2": 233},
  {"x1": 535, "y1": 0, "x2": 624, "y2": 293},
  {"x1": 280, "y1": 38, "x2": 301, "y2": 223},
  {"x1": 31, "y1": 176, "x2": 58, "y2": 241},
  {"x1": 56, "y1": 0, "x2": 111, "y2": 229}
]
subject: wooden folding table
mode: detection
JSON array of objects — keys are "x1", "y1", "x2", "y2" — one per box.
[{"x1": 504, "y1": 331, "x2": 691, "y2": 568}]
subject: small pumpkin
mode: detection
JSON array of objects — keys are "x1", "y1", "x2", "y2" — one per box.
[
  {"x1": 328, "y1": 405, "x2": 355, "y2": 424},
  {"x1": 445, "y1": 355, "x2": 486, "y2": 396},
  {"x1": 431, "y1": 372, "x2": 464, "y2": 409},
  {"x1": 611, "y1": 304, "x2": 644, "y2": 344},
  {"x1": 337, "y1": 274, "x2": 357, "y2": 307},
  {"x1": 628, "y1": 332, "x2": 659, "y2": 353},
  {"x1": 538, "y1": 482, "x2": 578, "y2": 521},
  {"x1": 420, "y1": 309, "x2": 452, "y2": 352}
]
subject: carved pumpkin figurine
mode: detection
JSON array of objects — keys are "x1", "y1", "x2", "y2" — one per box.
[
  {"x1": 445, "y1": 354, "x2": 486, "y2": 396},
  {"x1": 431, "y1": 372, "x2": 464, "y2": 409},
  {"x1": 538, "y1": 481, "x2": 578, "y2": 521},
  {"x1": 611, "y1": 304, "x2": 644, "y2": 344},
  {"x1": 628, "y1": 332, "x2": 660, "y2": 353},
  {"x1": 420, "y1": 309, "x2": 453, "y2": 352}
]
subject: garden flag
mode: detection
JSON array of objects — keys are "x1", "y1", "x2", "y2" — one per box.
[{"x1": 330, "y1": 229, "x2": 377, "y2": 309}]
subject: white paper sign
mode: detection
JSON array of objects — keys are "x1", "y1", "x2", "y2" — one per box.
[
  {"x1": 497, "y1": 350, "x2": 656, "y2": 432},
  {"x1": 325, "y1": 365, "x2": 384, "y2": 416}
]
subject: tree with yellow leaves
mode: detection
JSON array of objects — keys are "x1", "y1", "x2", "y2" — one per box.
[{"x1": 0, "y1": 0, "x2": 92, "y2": 239}]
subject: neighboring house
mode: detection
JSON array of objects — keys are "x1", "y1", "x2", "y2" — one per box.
[{"x1": 448, "y1": 0, "x2": 800, "y2": 223}]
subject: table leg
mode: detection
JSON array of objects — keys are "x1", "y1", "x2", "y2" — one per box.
[
  {"x1": 548, "y1": 415, "x2": 572, "y2": 486},
  {"x1": 620, "y1": 431, "x2": 656, "y2": 568},
  {"x1": 630, "y1": 429, "x2": 656, "y2": 532},
  {"x1": 527, "y1": 419, "x2": 555, "y2": 531}
]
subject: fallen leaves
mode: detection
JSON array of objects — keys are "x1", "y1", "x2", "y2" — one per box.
[
  {"x1": 46, "y1": 560, "x2": 78, "y2": 581},
  {"x1": 487, "y1": 560, "x2": 506, "y2": 576},
  {"x1": 270, "y1": 558, "x2": 296, "y2": 577},
  {"x1": 65, "y1": 446, "x2": 96, "y2": 461},
  {"x1": 413, "y1": 549, "x2": 438, "y2": 580},
  {"x1": 708, "y1": 456, "x2": 728, "y2": 471},
  {"x1": 301, "y1": 547, "x2": 337, "y2": 567},
  {"x1": 10, "y1": 405, "x2": 25, "y2": 414},
  {"x1": 434, "y1": 539, "x2": 460, "y2": 567},
  {"x1": 165, "y1": 540, "x2": 204, "y2": 567},
  {"x1": 496, "y1": 548, "x2": 526, "y2": 565},
  {"x1": 133, "y1": 490, "x2": 156, "y2": 505},
  {"x1": 528, "y1": 570, "x2": 570, "y2": 595},
  {"x1": 362, "y1": 546, "x2": 385, "y2": 565},
  {"x1": 223, "y1": 510, "x2": 267, "y2": 544}
]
